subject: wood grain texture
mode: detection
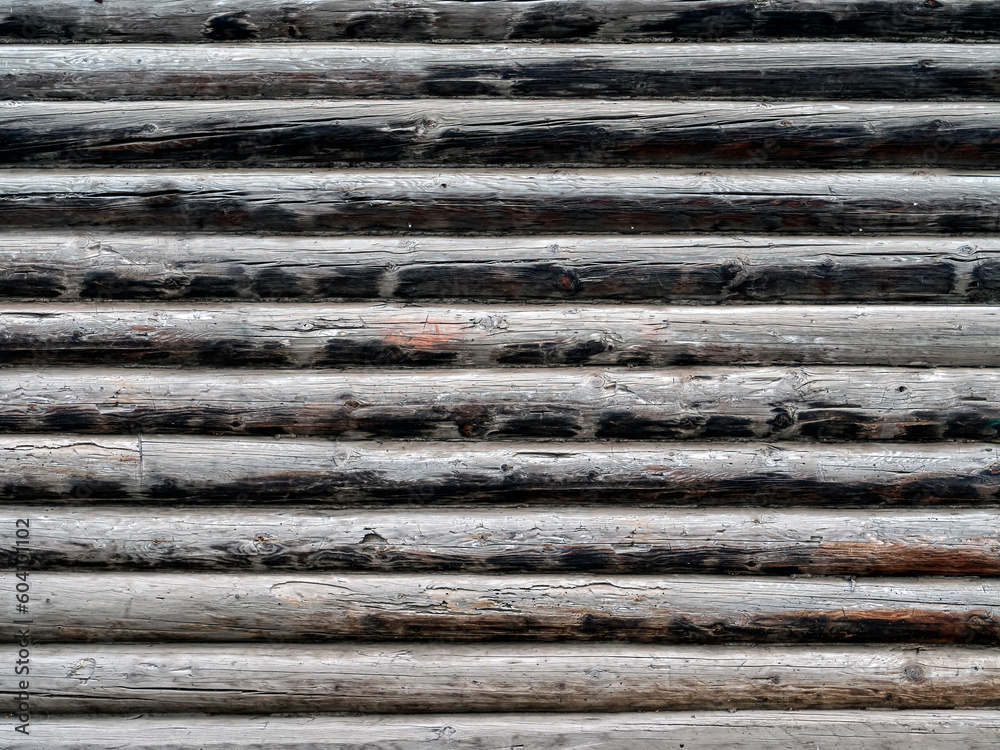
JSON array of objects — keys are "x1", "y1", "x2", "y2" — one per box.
[
  {"x1": 5, "y1": 100, "x2": 1000, "y2": 169},
  {"x1": 0, "y1": 170, "x2": 998, "y2": 236},
  {"x1": 2, "y1": 233, "x2": 1000, "y2": 304},
  {"x1": 6, "y1": 43, "x2": 1000, "y2": 101},
  {"x1": 7, "y1": 571, "x2": 1000, "y2": 644},
  {"x1": 6, "y1": 436, "x2": 1000, "y2": 507},
  {"x1": 7, "y1": 366, "x2": 1000, "y2": 442},
  {"x1": 1, "y1": 303, "x2": 996, "y2": 368},
  {"x1": 4, "y1": 643, "x2": 999, "y2": 712},
  {"x1": 5, "y1": 506, "x2": 999, "y2": 575},
  {"x1": 0, "y1": 169, "x2": 996, "y2": 236},
  {"x1": 13, "y1": 711, "x2": 1000, "y2": 750},
  {"x1": 4, "y1": 0, "x2": 999, "y2": 43}
]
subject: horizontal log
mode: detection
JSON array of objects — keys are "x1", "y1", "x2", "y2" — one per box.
[
  {"x1": 7, "y1": 366, "x2": 1000, "y2": 442},
  {"x1": 4, "y1": 644, "x2": 999, "y2": 712},
  {"x1": 8, "y1": 100, "x2": 1000, "y2": 169},
  {"x1": 7, "y1": 44, "x2": 1000, "y2": 101},
  {"x1": 6, "y1": 436, "x2": 1000, "y2": 506},
  {"x1": 5, "y1": 506, "x2": 1000, "y2": 575},
  {"x1": 0, "y1": 169, "x2": 997, "y2": 235},
  {"x1": 3, "y1": 233, "x2": 1000, "y2": 304},
  {"x1": 1, "y1": 304, "x2": 997, "y2": 368},
  {"x1": 14, "y1": 711, "x2": 1000, "y2": 749},
  {"x1": 5, "y1": 0, "x2": 999, "y2": 43},
  {"x1": 3, "y1": 572, "x2": 999, "y2": 644}
]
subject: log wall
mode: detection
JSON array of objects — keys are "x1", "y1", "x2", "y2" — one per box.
[{"x1": 0, "y1": 1, "x2": 998, "y2": 747}]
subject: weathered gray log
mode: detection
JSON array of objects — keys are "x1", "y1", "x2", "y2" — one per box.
[
  {"x1": 4, "y1": 0, "x2": 999, "y2": 43},
  {"x1": 3, "y1": 644, "x2": 999, "y2": 712},
  {"x1": 6, "y1": 366, "x2": 1000, "y2": 442},
  {"x1": 2, "y1": 233, "x2": 1000, "y2": 304},
  {"x1": 5, "y1": 100, "x2": 1000, "y2": 169},
  {"x1": 1, "y1": 303, "x2": 997, "y2": 368},
  {"x1": 6, "y1": 44, "x2": 1000, "y2": 100},
  {"x1": 2, "y1": 572, "x2": 999, "y2": 644},
  {"x1": 5, "y1": 436, "x2": 999, "y2": 506},
  {"x1": 0, "y1": 170, "x2": 996, "y2": 235},
  {"x1": 14, "y1": 711, "x2": 1000, "y2": 750},
  {"x1": 5, "y1": 506, "x2": 1000, "y2": 575}
]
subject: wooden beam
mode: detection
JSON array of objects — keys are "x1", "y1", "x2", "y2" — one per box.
[
  {"x1": 4, "y1": 366, "x2": 1000, "y2": 442},
  {"x1": 4, "y1": 100, "x2": 1000, "y2": 169},
  {"x1": 4, "y1": 0, "x2": 999, "y2": 43},
  {"x1": 1, "y1": 303, "x2": 998, "y2": 367},
  {"x1": 13, "y1": 711, "x2": 1000, "y2": 749},
  {"x1": 2, "y1": 233, "x2": 999, "y2": 304},
  {"x1": 5, "y1": 506, "x2": 999, "y2": 575},
  {"x1": 6, "y1": 644, "x2": 1000, "y2": 712},
  {"x1": 5, "y1": 436, "x2": 999, "y2": 506},
  {"x1": 0, "y1": 169, "x2": 996, "y2": 236},
  {"x1": 3, "y1": 571, "x2": 999, "y2": 643},
  {"x1": 7, "y1": 43, "x2": 1000, "y2": 100}
]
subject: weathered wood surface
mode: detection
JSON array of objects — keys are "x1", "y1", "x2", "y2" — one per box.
[
  {"x1": 5, "y1": 506, "x2": 999, "y2": 575},
  {"x1": 7, "y1": 44, "x2": 1000, "y2": 101},
  {"x1": 4, "y1": 644, "x2": 999, "y2": 712},
  {"x1": 5, "y1": 0, "x2": 1000, "y2": 43},
  {"x1": 0, "y1": 169, "x2": 997, "y2": 235},
  {"x1": 15, "y1": 711, "x2": 1000, "y2": 750},
  {"x1": 7, "y1": 436, "x2": 999, "y2": 506},
  {"x1": 6, "y1": 100, "x2": 1000, "y2": 169},
  {"x1": 3, "y1": 233, "x2": 1000, "y2": 304},
  {"x1": 7, "y1": 367, "x2": 1000, "y2": 442},
  {"x1": 3, "y1": 572, "x2": 1000, "y2": 644},
  {"x1": 1, "y1": 304, "x2": 996, "y2": 368}
]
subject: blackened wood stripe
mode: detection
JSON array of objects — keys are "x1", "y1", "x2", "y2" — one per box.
[
  {"x1": 3, "y1": 233, "x2": 1000, "y2": 304},
  {"x1": 5, "y1": 367, "x2": 1000, "y2": 442},
  {"x1": 5, "y1": 44, "x2": 1000, "y2": 100},
  {"x1": 5, "y1": 506, "x2": 999, "y2": 576},
  {"x1": 0, "y1": 169, "x2": 996, "y2": 236},
  {"x1": 0, "y1": 169, "x2": 997, "y2": 235},
  {"x1": 4, "y1": 0, "x2": 1000, "y2": 43},
  {"x1": 5, "y1": 436, "x2": 999, "y2": 507},
  {"x1": 0, "y1": 303, "x2": 996, "y2": 368},
  {"x1": 6, "y1": 644, "x2": 1000, "y2": 713},
  {"x1": 3, "y1": 572, "x2": 1000, "y2": 644},
  {"x1": 3, "y1": 100, "x2": 1000, "y2": 169},
  {"x1": 14, "y1": 712, "x2": 1000, "y2": 749}
]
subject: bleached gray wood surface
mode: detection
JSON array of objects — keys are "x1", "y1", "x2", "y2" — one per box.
[
  {"x1": 0, "y1": 170, "x2": 997, "y2": 235},
  {"x1": 1, "y1": 304, "x2": 997, "y2": 368},
  {"x1": 4, "y1": 366, "x2": 1000, "y2": 441},
  {"x1": 4, "y1": 643, "x2": 999, "y2": 712},
  {"x1": 4, "y1": 506, "x2": 997, "y2": 575},
  {"x1": 13, "y1": 712, "x2": 1000, "y2": 749},
  {"x1": 3, "y1": 571, "x2": 999, "y2": 643},
  {"x1": 5, "y1": 435, "x2": 999, "y2": 506},
  {"x1": 1, "y1": 233, "x2": 998, "y2": 303},
  {"x1": 5, "y1": 44, "x2": 1000, "y2": 100}
]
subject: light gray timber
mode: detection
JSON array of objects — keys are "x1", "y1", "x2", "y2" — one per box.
[
  {"x1": 4, "y1": 506, "x2": 998, "y2": 575},
  {"x1": 2, "y1": 643, "x2": 999, "y2": 712},
  {"x1": 4, "y1": 435, "x2": 999, "y2": 506},
  {"x1": 12, "y1": 711, "x2": 1000, "y2": 749},
  {"x1": 0, "y1": 303, "x2": 998, "y2": 367},
  {"x1": 4, "y1": 43, "x2": 1000, "y2": 100},
  {"x1": 0, "y1": 169, "x2": 997, "y2": 236},
  {"x1": 1, "y1": 572, "x2": 998, "y2": 643},
  {"x1": 5, "y1": 366, "x2": 1000, "y2": 442},
  {"x1": 0, "y1": 233, "x2": 999, "y2": 303}
]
